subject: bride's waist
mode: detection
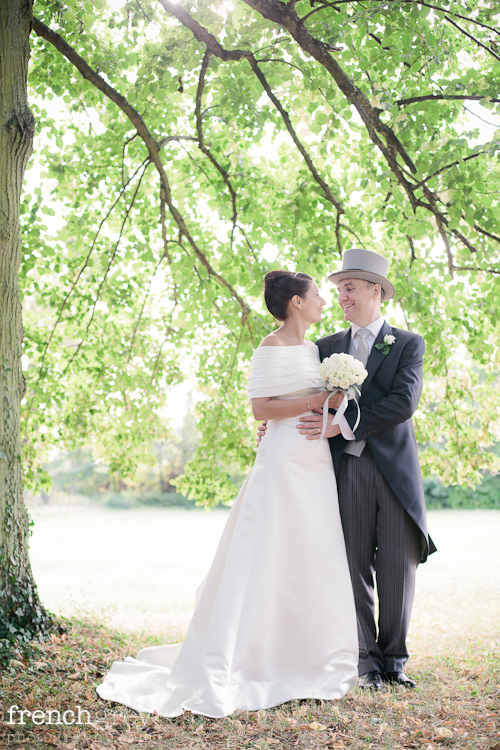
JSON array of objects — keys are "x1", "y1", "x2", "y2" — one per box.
[
  {"x1": 272, "y1": 387, "x2": 325, "y2": 401},
  {"x1": 268, "y1": 411, "x2": 313, "y2": 428}
]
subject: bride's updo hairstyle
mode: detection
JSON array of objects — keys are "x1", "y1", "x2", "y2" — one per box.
[{"x1": 264, "y1": 270, "x2": 313, "y2": 321}]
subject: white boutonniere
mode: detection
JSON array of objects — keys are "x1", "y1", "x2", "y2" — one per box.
[{"x1": 375, "y1": 334, "x2": 396, "y2": 356}]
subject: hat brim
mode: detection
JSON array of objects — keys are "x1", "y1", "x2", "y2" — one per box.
[{"x1": 327, "y1": 270, "x2": 395, "y2": 301}]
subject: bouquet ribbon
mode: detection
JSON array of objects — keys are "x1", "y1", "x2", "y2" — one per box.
[{"x1": 317, "y1": 387, "x2": 361, "y2": 442}]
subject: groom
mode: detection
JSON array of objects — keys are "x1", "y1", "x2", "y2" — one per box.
[{"x1": 299, "y1": 248, "x2": 436, "y2": 690}]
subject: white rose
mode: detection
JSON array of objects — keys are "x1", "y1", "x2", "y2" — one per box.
[
  {"x1": 319, "y1": 352, "x2": 368, "y2": 391},
  {"x1": 384, "y1": 334, "x2": 396, "y2": 345}
]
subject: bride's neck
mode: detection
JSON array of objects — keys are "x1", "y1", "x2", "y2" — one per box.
[{"x1": 279, "y1": 321, "x2": 308, "y2": 345}]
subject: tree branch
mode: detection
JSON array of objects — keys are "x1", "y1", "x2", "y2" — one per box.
[
  {"x1": 157, "y1": 135, "x2": 198, "y2": 147},
  {"x1": 334, "y1": 209, "x2": 342, "y2": 255},
  {"x1": 195, "y1": 49, "x2": 238, "y2": 247},
  {"x1": 241, "y1": 0, "x2": 419, "y2": 201},
  {"x1": 157, "y1": 1, "x2": 344, "y2": 213},
  {"x1": 32, "y1": 16, "x2": 250, "y2": 319},
  {"x1": 127, "y1": 255, "x2": 165, "y2": 366},
  {"x1": 241, "y1": 0, "x2": 497, "y2": 256},
  {"x1": 415, "y1": 151, "x2": 484, "y2": 188},
  {"x1": 246, "y1": 55, "x2": 344, "y2": 212},
  {"x1": 63, "y1": 166, "x2": 149, "y2": 374},
  {"x1": 444, "y1": 15, "x2": 500, "y2": 64},
  {"x1": 474, "y1": 224, "x2": 500, "y2": 246},
  {"x1": 398, "y1": 94, "x2": 500, "y2": 107},
  {"x1": 256, "y1": 57, "x2": 306, "y2": 74},
  {"x1": 419, "y1": 183, "x2": 480, "y2": 260},
  {"x1": 27, "y1": 160, "x2": 150, "y2": 409},
  {"x1": 121, "y1": 133, "x2": 139, "y2": 187},
  {"x1": 415, "y1": 1, "x2": 500, "y2": 37},
  {"x1": 450, "y1": 226, "x2": 479, "y2": 255},
  {"x1": 435, "y1": 212, "x2": 454, "y2": 276},
  {"x1": 463, "y1": 104, "x2": 500, "y2": 128},
  {"x1": 156, "y1": 0, "x2": 252, "y2": 61},
  {"x1": 367, "y1": 31, "x2": 412, "y2": 70},
  {"x1": 301, "y1": 2, "x2": 340, "y2": 23},
  {"x1": 151, "y1": 302, "x2": 179, "y2": 384},
  {"x1": 454, "y1": 265, "x2": 500, "y2": 276},
  {"x1": 305, "y1": 0, "x2": 500, "y2": 38},
  {"x1": 338, "y1": 221, "x2": 365, "y2": 246}
]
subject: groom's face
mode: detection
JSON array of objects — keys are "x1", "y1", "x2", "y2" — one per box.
[{"x1": 337, "y1": 278, "x2": 381, "y2": 327}]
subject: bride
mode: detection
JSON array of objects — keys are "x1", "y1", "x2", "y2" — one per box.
[{"x1": 96, "y1": 269, "x2": 358, "y2": 718}]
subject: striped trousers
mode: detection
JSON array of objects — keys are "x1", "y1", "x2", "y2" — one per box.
[{"x1": 337, "y1": 446, "x2": 422, "y2": 675}]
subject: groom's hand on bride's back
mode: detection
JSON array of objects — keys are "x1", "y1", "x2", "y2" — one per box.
[{"x1": 256, "y1": 420, "x2": 268, "y2": 445}]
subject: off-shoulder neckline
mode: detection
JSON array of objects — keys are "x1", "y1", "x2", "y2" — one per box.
[{"x1": 255, "y1": 342, "x2": 318, "y2": 350}]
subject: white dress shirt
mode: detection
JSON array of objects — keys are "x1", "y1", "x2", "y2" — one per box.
[{"x1": 339, "y1": 317, "x2": 385, "y2": 441}]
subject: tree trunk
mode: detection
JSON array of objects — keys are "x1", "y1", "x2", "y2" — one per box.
[{"x1": 0, "y1": 0, "x2": 52, "y2": 650}]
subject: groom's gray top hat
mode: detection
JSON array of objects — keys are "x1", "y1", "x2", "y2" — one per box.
[{"x1": 328, "y1": 248, "x2": 395, "y2": 301}]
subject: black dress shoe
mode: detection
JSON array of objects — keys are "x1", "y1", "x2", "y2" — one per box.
[
  {"x1": 382, "y1": 671, "x2": 416, "y2": 689},
  {"x1": 358, "y1": 670, "x2": 383, "y2": 689}
]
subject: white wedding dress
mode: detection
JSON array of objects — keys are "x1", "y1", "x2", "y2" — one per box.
[{"x1": 96, "y1": 344, "x2": 358, "y2": 717}]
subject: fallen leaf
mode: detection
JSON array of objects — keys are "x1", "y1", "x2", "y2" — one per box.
[
  {"x1": 9, "y1": 659, "x2": 25, "y2": 669},
  {"x1": 309, "y1": 722, "x2": 328, "y2": 731},
  {"x1": 435, "y1": 727, "x2": 453, "y2": 739},
  {"x1": 33, "y1": 660, "x2": 51, "y2": 670},
  {"x1": 110, "y1": 714, "x2": 127, "y2": 724},
  {"x1": 292, "y1": 706, "x2": 309, "y2": 718}
]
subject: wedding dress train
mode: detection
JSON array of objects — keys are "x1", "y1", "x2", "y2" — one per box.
[{"x1": 96, "y1": 344, "x2": 358, "y2": 717}]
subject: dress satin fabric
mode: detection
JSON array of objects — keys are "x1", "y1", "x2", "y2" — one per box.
[{"x1": 96, "y1": 344, "x2": 358, "y2": 718}]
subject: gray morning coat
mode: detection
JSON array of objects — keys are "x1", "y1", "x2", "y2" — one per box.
[{"x1": 317, "y1": 321, "x2": 436, "y2": 562}]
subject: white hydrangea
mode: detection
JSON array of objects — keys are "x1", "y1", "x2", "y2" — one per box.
[{"x1": 318, "y1": 353, "x2": 368, "y2": 391}]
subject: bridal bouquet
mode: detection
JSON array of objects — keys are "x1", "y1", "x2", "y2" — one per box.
[
  {"x1": 317, "y1": 353, "x2": 368, "y2": 440},
  {"x1": 319, "y1": 353, "x2": 367, "y2": 393}
]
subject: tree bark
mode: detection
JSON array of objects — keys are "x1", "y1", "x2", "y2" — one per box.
[{"x1": 0, "y1": 0, "x2": 51, "y2": 647}]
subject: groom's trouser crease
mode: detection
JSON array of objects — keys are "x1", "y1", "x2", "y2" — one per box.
[{"x1": 337, "y1": 446, "x2": 421, "y2": 675}]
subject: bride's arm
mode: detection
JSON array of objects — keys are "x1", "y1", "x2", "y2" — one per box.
[{"x1": 251, "y1": 391, "x2": 342, "y2": 421}]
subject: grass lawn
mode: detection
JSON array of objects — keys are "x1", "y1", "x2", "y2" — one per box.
[{"x1": 1, "y1": 507, "x2": 499, "y2": 749}]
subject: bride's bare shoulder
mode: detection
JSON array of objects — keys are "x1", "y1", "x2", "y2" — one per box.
[{"x1": 258, "y1": 333, "x2": 286, "y2": 347}]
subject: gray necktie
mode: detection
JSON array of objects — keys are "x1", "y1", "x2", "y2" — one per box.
[
  {"x1": 356, "y1": 328, "x2": 370, "y2": 366},
  {"x1": 344, "y1": 328, "x2": 370, "y2": 457}
]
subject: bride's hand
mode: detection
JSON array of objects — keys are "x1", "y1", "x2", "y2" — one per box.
[
  {"x1": 311, "y1": 391, "x2": 344, "y2": 411},
  {"x1": 298, "y1": 411, "x2": 341, "y2": 440}
]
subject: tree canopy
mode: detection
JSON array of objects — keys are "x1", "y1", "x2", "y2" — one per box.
[{"x1": 22, "y1": 0, "x2": 500, "y2": 503}]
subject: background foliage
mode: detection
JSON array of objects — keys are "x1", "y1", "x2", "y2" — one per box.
[{"x1": 22, "y1": 0, "x2": 500, "y2": 504}]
